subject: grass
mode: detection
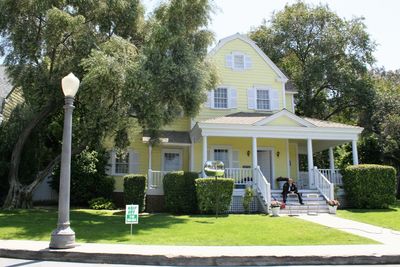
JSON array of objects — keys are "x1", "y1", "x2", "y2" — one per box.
[
  {"x1": 337, "y1": 201, "x2": 400, "y2": 231},
  {"x1": 0, "y1": 208, "x2": 376, "y2": 246}
]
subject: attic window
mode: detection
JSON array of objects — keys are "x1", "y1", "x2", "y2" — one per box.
[
  {"x1": 226, "y1": 52, "x2": 251, "y2": 70},
  {"x1": 233, "y1": 54, "x2": 245, "y2": 69}
]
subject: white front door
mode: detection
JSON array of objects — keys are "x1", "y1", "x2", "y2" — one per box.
[
  {"x1": 162, "y1": 149, "x2": 183, "y2": 171},
  {"x1": 257, "y1": 150, "x2": 273, "y2": 184}
]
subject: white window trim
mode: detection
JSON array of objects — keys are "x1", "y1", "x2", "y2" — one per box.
[
  {"x1": 212, "y1": 87, "x2": 229, "y2": 110},
  {"x1": 255, "y1": 88, "x2": 272, "y2": 111},
  {"x1": 210, "y1": 145, "x2": 232, "y2": 168},
  {"x1": 232, "y1": 51, "x2": 246, "y2": 71},
  {"x1": 257, "y1": 147, "x2": 275, "y2": 183},
  {"x1": 161, "y1": 148, "x2": 183, "y2": 172}
]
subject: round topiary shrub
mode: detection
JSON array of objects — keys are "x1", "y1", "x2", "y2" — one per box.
[
  {"x1": 195, "y1": 178, "x2": 234, "y2": 214},
  {"x1": 343, "y1": 164, "x2": 396, "y2": 208}
]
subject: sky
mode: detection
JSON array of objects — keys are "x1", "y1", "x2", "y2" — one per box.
[{"x1": 146, "y1": 0, "x2": 400, "y2": 71}]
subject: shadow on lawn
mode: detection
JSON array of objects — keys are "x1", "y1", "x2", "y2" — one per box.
[
  {"x1": 344, "y1": 201, "x2": 400, "y2": 213},
  {"x1": 0, "y1": 209, "x2": 188, "y2": 243}
]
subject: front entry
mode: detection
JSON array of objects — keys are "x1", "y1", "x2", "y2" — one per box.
[{"x1": 257, "y1": 149, "x2": 273, "y2": 187}]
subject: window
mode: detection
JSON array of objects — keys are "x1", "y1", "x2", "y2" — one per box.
[
  {"x1": 163, "y1": 149, "x2": 182, "y2": 171},
  {"x1": 256, "y1": 89, "x2": 270, "y2": 110},
  {"x1": 233, "y1": 54, "x2": 245, "y2": 69},
  {"x1": 214, "y1": 149, "x2": 230, "y2": 168},
  {"x1": 115, "y1": 151, "x2": 129, "y2": 174},
  {"x1": 214, "y1": 87, "x2": 228, "y2": 108}
]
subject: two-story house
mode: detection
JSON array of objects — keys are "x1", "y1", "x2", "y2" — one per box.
[{"x1": 107, "y1": 34, "x2": 363, "y2": 212}]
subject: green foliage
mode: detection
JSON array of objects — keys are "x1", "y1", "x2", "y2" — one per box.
[
  {"x1": 163, "y1": 171, "x2": 198, "y2": 214},
  {"x1": 250, "y1": 2, "x2": 375, "y2": 121},
  {"x1": 242, "y1": 187, "x2": 254, "y2": 214},
  {"x1": 88, "y1": 197, "x2": 115, "y2": 210},
  {"x1": 123, "y1": 175, "x2": 146, "y2": 212},
  {"x1": 195, "y1": 178, "x2": 234, "y2": 214},
  {"x1": 343, "y1": 164, "x2": 396, "y2": 208},
  {"x1": 50, "y1": 148, "x2": 114, "y2": 206}
]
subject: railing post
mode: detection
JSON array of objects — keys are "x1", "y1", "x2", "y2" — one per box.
[{"x1": 330, "y1": 183, "x2": 334, "y2": 201}]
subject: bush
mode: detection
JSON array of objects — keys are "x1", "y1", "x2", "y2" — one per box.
[
  {"x1": 343, "y1": 164, "x2": 397, "y2": 208},
  {"x1": 124, "y1": 175, "x2": 146, "y2": 212},
  {"x1": 243, "y1": 187, "x2": 254, "y2": 214},
  {"x1": 163, "y1": 171, "x2": 198, "y2": 214},
  {"x1": 195, "y1": 178, "x2": 234, "y2": 213},
  {"x1": 50, "y1": 148, "x2": 115, "y2": 206},
  {"x1": 89, "y1": 197, "x2": 115, "y2": 210}
]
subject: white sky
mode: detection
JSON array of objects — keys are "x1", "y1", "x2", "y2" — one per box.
[{"x1": 146, "y1": 0, "x2": 400, "y2": 71}]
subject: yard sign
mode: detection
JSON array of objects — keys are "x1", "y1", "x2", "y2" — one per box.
[{"x1": 125, "y1": 204, "x2": 139, "y2": 235}]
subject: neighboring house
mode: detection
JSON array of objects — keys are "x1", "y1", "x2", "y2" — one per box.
[
  {"x1": 107, "y1": 34, "x2": 362, "y2": 213},
  {"x1": 0, "y1": 65, "x2": 13, "y2": 124}
]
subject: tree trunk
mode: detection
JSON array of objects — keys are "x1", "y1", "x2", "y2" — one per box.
[{"x1": 3, "y1": 101, "x2": 58, "y2": 209}]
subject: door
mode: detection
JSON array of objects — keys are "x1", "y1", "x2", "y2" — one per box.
[
  {"x1": 257, "y1": 150, "x2": 273, "y2": 184},
  {"x1": 162, "y1": 149, "x2": 183, "y2": 171}
]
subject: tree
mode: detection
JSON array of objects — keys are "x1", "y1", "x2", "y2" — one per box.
[
  {"x1": 250, "y1": 2, "x2": 375, "y2": 122},
  {"x1": 0, "y1": 0, "x2": 216, "y2": 209}
]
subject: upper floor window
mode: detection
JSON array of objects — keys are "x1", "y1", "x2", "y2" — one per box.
[
  {"x1": 247, "y1": 87, "x2": 280, "y2": 111},
  {"x1": 256, "y1": 89, "x2": 270, "y2": 110},
  {"x1": 214, "y1": 87, "x2": 228, "y2": 108},
  {"x1": 225, "y1": 52, "x2": 251, "y2": 70}
]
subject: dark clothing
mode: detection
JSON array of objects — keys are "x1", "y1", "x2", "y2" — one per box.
[{"x1": 282, "y1": 182, "x2": 303, "y2": 204}]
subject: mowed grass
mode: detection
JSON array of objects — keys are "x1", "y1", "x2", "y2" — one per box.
[
  {"x1": 337, "y1": 201, "x2": 400, "y2": 231},
  {"x1": 0, "y1": 208, "x2": 376, "y2": 245}
]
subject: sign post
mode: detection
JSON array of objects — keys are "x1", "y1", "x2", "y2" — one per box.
[{"x1": 125, "y1": 204, "x2": 139, "y2": 235}]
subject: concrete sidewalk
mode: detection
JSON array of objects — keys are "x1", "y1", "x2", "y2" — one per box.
[
  {"x1": 298, "y1": 214, "x2": 400, "y2": 245},
  {"x1": 1, "y1": 239, "x2": 400, "y2": 266}
]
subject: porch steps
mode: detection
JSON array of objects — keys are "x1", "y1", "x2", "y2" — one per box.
[{"x1": 271, "y1": 190, "x2": 330, "y2": 214}]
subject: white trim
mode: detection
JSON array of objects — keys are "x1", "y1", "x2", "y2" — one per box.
[
  {"x1": 286, "y1": 139, "x2": 290, "y2": 178},
  {"x1": 210, "y1": 145, "x2": 233, "y2": 168},
  {"x1": 291, "y1": 93, "x2": 295, "y2": 113},
  {"x1": 282, "y1": 82, "x2": 286, "y2": 110},
  {"x1": 352, "y1": 139, "x2": 359, "y2": 165},
  {"x1": 209, "y1": 33, "x2": 288, "y2": 82},
  {"x1": 257, "y1": 147, "x2": 275, "y2": 186},
  {"x1": 161, "y1": 142, "x2": 191, "y2": 147},
  {"x1": 294, "y1": 143, "x2": 300, "y2": 179},
  {"x1": 161, "y1": 148, "x2": 183, "y2": 172},
  {"x1": 190, "y1": 140, "x2": 195, "y2": 171},
  {"x1": 254, "y1": 109, "x2": 316, "y2": 127},
  {"x1": 286, "y1": 91, "x2": 298, "y2": 94}
]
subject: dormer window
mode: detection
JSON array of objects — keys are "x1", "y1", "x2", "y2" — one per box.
[{"x1": 225, "y1": 52, "x2": 251, "y2": 70}]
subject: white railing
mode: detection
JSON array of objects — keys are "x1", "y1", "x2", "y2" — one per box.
[
  {"x1": 253, "y1": 166, "x2": 271, "y2": 207},
  {"x1": 224, "y1": 168, "x2": 253, "y2": 185},
  {"x1": 313, "y1": 167, "x2": 334, "y2": 201},
  {"x1": 318, "y1": 169, "x2": 342, "y2": 185},
  {"x1": 148, "y1": 170, "x2": 170, "y2": 189}
]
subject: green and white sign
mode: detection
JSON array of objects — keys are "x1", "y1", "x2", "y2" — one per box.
[{"x1": 125, "y1": 204, "x2": 139, "y2": 224}]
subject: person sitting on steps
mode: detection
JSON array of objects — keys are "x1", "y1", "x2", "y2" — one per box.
[{"x1": 282, "y1": 178, "x2": 304, "y2": 205}]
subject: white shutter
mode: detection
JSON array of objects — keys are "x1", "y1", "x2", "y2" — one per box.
[
  {"x1": 270, "y1": 89, "x2": 280, "y2": 110},
  {"x1": 225, "y1": 54, "x2": 233, "y2": 69},
  {"x1": 244, "y1": 55, "x2": 252, "y2": 69},
  {"x1": 228, "y1": 87, "x2": 237, "y2": 109},
  {"x1": 247, "y1": 88, "x2": 256, "y2": 109},
  {"x1": 128, "y1": 149, "x2": 139, "y2": 174},
  {"x1": 232, "y1": 150, "x2": 240, "y2": 168},
  {"x1": 205, "y1": 90, "x2": 214, "y2": 108}
]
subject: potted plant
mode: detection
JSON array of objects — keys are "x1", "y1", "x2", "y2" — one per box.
[
  {"x1": 270, "y1": 200, "x2": 282, "y2": 216},
  {"x1": 276, "y1": 177, "x2": 288, "y2": 189},
  {"x1": 327, "y1": 199, "x2": 340, "y2": 214}
]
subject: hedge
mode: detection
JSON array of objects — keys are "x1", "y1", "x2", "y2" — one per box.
[
  {"x1": 343, "y1": 164, "x2": 396, "y2": 208},
  {"x1": 163, "y1": 171, "x2": 199, "y2": 214},
  {"x1": 124, "y1": 175, "x2": 146, "y2": 212},
  {"x1": 195, "y1": 178, "x2": 234, "y2": 213}
]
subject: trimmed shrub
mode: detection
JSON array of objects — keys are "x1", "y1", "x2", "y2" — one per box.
[
  {"x1": 243, "y1": 187, "x2": 254, "y2": 214},
  {"x1": 163, "y1": 171, "x2": 198, "y2": 214},
  {"x1": 195, "y1": 178, "x2": 234, "y2": 213},
  {"x1": 89, "y1": 197, "x2": 115, "y2": 210},
  {"x1": 124, "y1": 175, "x2": 146, "y2": 212},
  {"x1": 343, "y1": 164, "x2": 397, "y2": 208}
]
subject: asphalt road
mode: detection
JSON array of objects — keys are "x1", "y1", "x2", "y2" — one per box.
[{"x1": 1, "y1": 258, "x2": 400, "y2": 267}]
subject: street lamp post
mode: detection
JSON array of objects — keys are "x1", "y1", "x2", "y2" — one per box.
[{"x1": 49, "y1": 73, "x2": 80, "y2": 249}]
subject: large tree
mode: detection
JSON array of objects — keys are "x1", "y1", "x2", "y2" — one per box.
[
  {"x1": 250, "y1": 2, "x2": 375, "y2": 121},
  {"x1": 0, "y1": 0, "x2": 216, "y2": 209}
]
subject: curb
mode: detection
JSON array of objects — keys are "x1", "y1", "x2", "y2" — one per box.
[{"x1": 1, "y1": 248, "x2": 400, "y2": 266}]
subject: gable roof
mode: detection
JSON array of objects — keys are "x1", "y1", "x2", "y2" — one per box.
[
  {"x1": 208, "y1": 33, "x2": 288, "y2": 82},
  {"x1": 254, "y1": 109, "x2": 315, "y2": 127}
]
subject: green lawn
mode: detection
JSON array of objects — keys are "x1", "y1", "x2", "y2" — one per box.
[
  {"x1": 337, "y1": 201, "x2": 400, "y2": 231},
  {"x1": 0, "y1": 208, "x2": 376, "y2": 245}
]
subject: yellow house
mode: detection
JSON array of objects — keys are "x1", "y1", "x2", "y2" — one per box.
[{"x1": 107, "y1": 34, "x2": 363, "y2": 212}]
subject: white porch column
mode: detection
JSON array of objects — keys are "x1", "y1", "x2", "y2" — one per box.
[
  {"x1": 286, "y1": 140, "x2": 290, "y2": 178},
  {"x1": 329, "y1": 147, "x2": 335, "y2": 171},
  {"x1": 307, "y1": 138, "x2": 314, "y2": 188},
  {"x1": 352, "y1": 139, "x2": 359, "y2": 165},
  {"x1": 190, "y1": 139, "x2": 195, "y2": 171},
  {"x1": 252, "y1": 137, "x2": 258, "y2": 169},
  {"x1": 148, "y1": 144, "x2": 152, "y2": 184},
  {"x1": 202, "y1": 135, "x2": 208, "y2": 177}
]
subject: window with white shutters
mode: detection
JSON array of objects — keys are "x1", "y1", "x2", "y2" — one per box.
[
  {"x1": 226, "y1": 52, "x2": 251, "y2": 71},
  {"x1": 256, "y1": 89, "x2": 270, "y2": 110},
  {"x1": 233, "y1": 54, "x2": 244, "y2": 69},
  {"x1": 115, "y1": 151, "x2": 129, "y2": 174},
  {"x1": 214, "y1": 87, "x2": 228, "y2": 108}
]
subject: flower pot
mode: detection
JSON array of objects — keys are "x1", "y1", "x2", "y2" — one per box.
[
  {"x1": 328, "y1": 205, "x2": 337, "y2": 214},
  {"x1": 271, "y1": 206, "x2": 280, "y2": 216}
]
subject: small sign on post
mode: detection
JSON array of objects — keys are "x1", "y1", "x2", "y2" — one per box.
[{"x1": 125, "y1": 204, "x2": 139, "y2": 235}]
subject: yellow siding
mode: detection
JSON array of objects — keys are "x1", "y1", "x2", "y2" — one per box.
[
  {"x1": 266, "y1": 116, "x2": 304, "y2": 127},
  {"x1": 162, "y1": 116, "x2": 191, "y2": 131},
  {"x1": 194, "y1": 38, "x2": 284, "y2": 122},
  {"x1": 285, "y1": 93, "x2": 294, "y2": 112},
  {"x1": 289, "y1": 143, "x2": 298, "y2": 181}
]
